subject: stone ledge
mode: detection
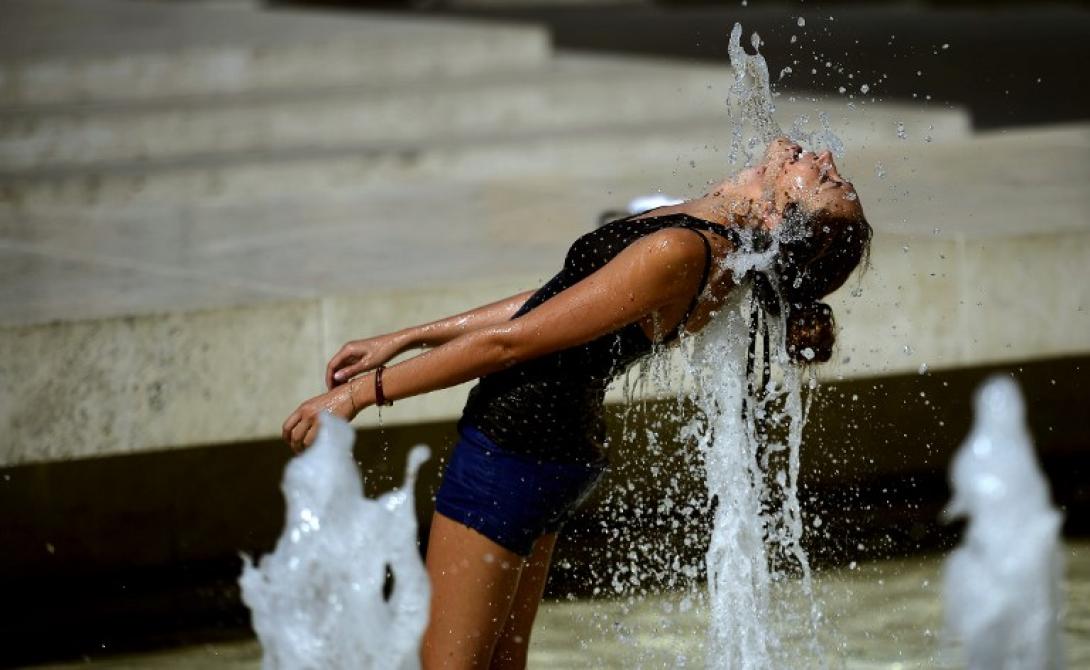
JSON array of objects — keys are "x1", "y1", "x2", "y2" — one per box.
[
  {"x1": 0, "y1": 54, "x2": 969, "y2": 171},
  {"x1": 2, "y1": 222, "x2": 1087, "y2": 467},
  {"x1": 0, "y1": 276, "x2": 537, "y2": 467}
]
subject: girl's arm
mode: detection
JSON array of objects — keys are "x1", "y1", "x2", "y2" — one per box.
[
  {"x1": 325, "y1": 290, "x2": 535, "y2": 388},
  {"x1": 285, "y1": 229, "x2": 708, "y2": 450}
]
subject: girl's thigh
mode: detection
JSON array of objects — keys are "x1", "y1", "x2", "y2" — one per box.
[
  {"x1": 422, "y1": 511, "x2": 526, "y2": 670},
  {"x1": 491, "y1": 533, "x2": 558, "y2": 670}
]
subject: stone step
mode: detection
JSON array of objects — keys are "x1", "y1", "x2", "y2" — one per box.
[
  {"x1": 0, "y1": 53, "x2": 971, "y2": 172},
  {"x1": 0, "y1": 98, "x2": 970, "y2": 211},
  {"x1": 0, "y1": 0, "x2": 550, "y2": 106},
  {"x1": 1, "y1": 55, "x2": 724, "y2": 170}
]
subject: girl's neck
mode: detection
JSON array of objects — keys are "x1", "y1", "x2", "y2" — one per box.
[{"x1": 681, "y1": 181, "x2": 761, "y2": 229}]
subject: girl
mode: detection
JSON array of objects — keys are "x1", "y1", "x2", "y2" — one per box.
[{"x1": 282, "y1": 136, "x2": 872, "y2": 669}]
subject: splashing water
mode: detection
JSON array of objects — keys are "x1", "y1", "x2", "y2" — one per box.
[
  {"x1": 681, "y1": 23, "x2": 832, "y2": 669},
  {"x1": 726, "y1": 23, "x2": 783, "y2": 166},
  {"x1": 725, "y1": 22, "x2": 846, "y2": 166},
  {"x1": 239, "y1": 413, "x2": 431, "y2": 670},
  {"x1": 679, "y1": 274, "x2": 824, "y2": 668},
  {"x1": 943, "y1": 376, "x2": 1065, "y2": 670},
  {"x1": 590, "y1": 22, "x2": 836, "y2": 668}
]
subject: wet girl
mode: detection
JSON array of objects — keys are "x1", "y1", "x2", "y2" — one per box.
[{"x1": 282, "y1": 137, "x2": 872, "y2": 669}]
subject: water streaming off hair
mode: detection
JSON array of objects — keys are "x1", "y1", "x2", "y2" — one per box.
[{"x1": 587, "y1": 22, "x2": 835, "y2": 669}]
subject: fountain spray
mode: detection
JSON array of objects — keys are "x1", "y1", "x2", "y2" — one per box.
[
  {"x1": 944, "y1": 376, "x2": 1065, "y2": 670},
  {"x1": 239, "y1": 413, "x2": 431, "y2": 670}
]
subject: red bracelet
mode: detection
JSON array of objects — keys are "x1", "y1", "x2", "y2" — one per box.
[{"x1": 374, "y1": 365, "x2": 393, "y2": 407}]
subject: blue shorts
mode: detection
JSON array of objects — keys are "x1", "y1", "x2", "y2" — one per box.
[{"x1": 434, "y1": 423, "x2": 608, "y2": 557}]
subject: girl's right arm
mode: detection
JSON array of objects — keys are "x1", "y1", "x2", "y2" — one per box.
[{"x1": 325, "y1": 289, "x2": 535, "y2": 389}]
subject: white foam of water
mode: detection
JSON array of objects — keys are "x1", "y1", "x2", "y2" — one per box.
[
  {"x1": 681, "y1": 282, "x2": 825, "y2": 670},
  {"x1": 239, "y1": 413, "x2": 430, "y2": 670},
  {"x1": 726, "y1": 23, "x2": 783, "y2": 167},
  {"x1": 672, "y1": 23, "x2": 830, "y2": 669},
  {"x1": 943, "y1": 376, "x2": 1065, "y2": 670}
]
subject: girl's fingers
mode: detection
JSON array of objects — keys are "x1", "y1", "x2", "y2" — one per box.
[
  {"x1": 340, "y1": 359, "x2": 372, "y2": 380},
  {"x1": 282, "y1": 410, "x2": 301, "y2": 443},
  {"x1": 331, "y1": 353, "x2": 368, "y2": 384},
  {"x1": 290, "y1": 418, "x2": 311, "y2": 452},
  {"x1": 302, "y1": 422, "x2": 319, "y2": 448},
  {"x1": 327, "y1": 352, "x2": 352, "y2": 388}
]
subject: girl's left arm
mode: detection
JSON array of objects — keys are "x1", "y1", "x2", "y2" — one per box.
[{"x1": 282, "y1": 229, "x2": 708, "y2": 451}]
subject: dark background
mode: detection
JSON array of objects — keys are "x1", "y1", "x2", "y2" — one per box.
[
  {"x1": 283, "y1": 0, "x2": 1090, "y2": 129},
  {"x1": 4, "y1": 355, "x2": 1088, "y2": 665}
]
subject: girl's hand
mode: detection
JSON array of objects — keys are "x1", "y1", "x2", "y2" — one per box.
[
  {"x1": 326, "y1": 335, "x2": 404, "y2": 390},
  {"x1": 281, "y1": 385, "x2": 360, "y2": 453}
]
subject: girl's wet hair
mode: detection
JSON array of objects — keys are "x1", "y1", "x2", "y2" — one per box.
[{"x1": 754, "y1": 203, "x2": 873, "y2": 364}]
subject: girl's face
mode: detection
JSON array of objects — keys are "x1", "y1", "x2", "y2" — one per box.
[{"x1": 759, "y1": 138, "x2": 864, "y2": 227}]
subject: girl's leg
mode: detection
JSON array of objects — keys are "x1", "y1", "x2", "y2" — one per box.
[
  {"x1": 489, "y1": 533, "x2": 557, "y2": 670},
  {"x1": 422, "y1": 512, "x2": 525, "y2": 670}
]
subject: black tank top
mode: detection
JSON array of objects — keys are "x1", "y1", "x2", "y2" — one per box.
[{"x1": 459, "y1": 212, "x2": 739, "y2": 463}]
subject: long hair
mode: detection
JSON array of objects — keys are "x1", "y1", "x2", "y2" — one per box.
[{"x1": 753, "y1": 203, "x2": 873, "y2": 364}]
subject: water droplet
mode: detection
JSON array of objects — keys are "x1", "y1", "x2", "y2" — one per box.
[
  {"x1": 896, "y1": 121, "x2": 907, "y2": 140},
  {"x1": 860, "y1": 84, "x2": 870, "y2": 94},
  {"x1": 918, "y1": 363, "x2": 929, "y2": 375},
  {"x1": 797, "y1": 16, "x2": 806, "y2": 27}
]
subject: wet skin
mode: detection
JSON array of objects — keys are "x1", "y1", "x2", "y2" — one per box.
[{"x1": 280, "y1": 137, "x2": 869, "y2": 669}]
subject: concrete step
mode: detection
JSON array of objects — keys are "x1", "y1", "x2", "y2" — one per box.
[
  {"x1": 0, "y1": 0, "x2": 550, "y2": 106},
  {"x1": 1, "y1": 55, "x2": 727, "y2": 170},
  {"x1": 0, "y1": 54, "x2": 971, "y2": 172},
  {"x1": 0, "y1": 98, "x2": 970, "y2": 211}
]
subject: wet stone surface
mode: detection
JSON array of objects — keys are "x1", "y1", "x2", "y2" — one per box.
[{"x1": 28, "y1": 541, "x2": 1090, "y2": 670}]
